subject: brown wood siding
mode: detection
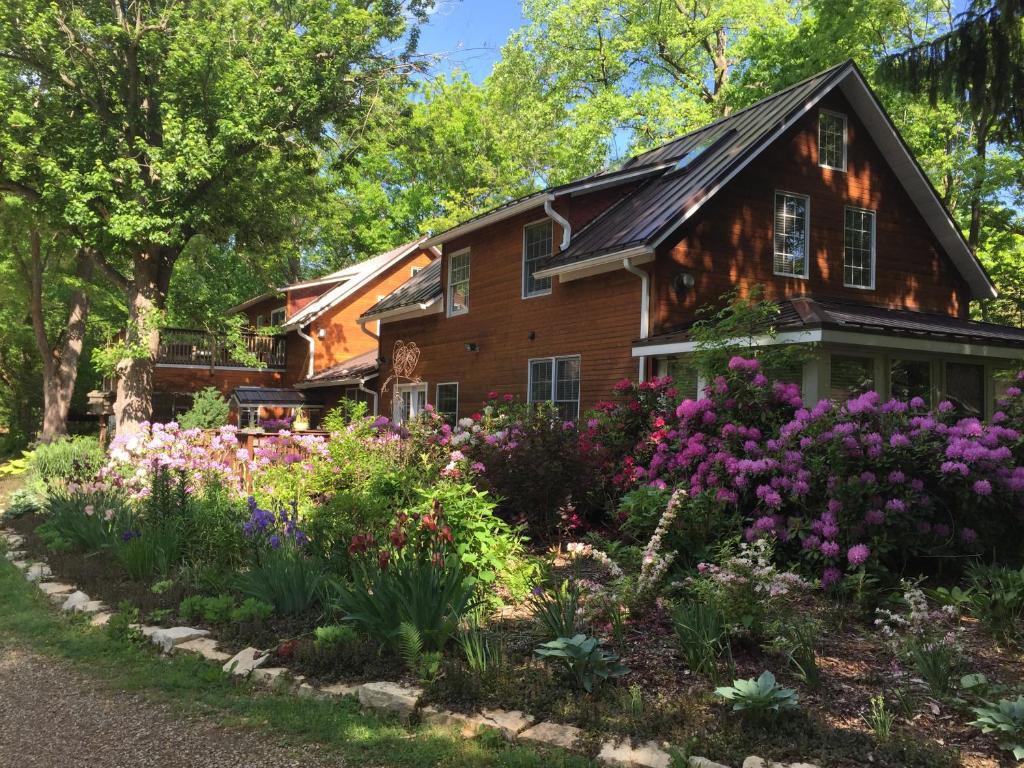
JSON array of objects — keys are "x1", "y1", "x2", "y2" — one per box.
[
  {"x1": 310, "y1": 250, "x2": 434, "y2": 371},
  {"x1": 376, "y1": 208, "x2": 643, "y2": 420},
  {"x1": 287, "y1": 285, "x2": 327, "y2": 317},
  {"x1": 653, "y1": 90, "x2": 971, "y2": 335},
  {"x1": 241, "y1": 297, "x2": 284, "y2": 327}
]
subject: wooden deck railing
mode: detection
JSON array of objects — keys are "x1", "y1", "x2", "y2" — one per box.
[{"x1": 157, "y1": 328, "x2": 287, "y2": 369}]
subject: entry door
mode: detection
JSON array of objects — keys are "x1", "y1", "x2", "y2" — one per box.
[{"x1": 395, "y1": 383, "x2": 427, "y2": 424}]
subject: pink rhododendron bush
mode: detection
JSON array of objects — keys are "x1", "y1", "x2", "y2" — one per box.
[{"x1": 602, "y1": 358, "x2": 1024, "y2": 583}]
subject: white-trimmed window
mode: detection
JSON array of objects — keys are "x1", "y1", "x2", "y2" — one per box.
[
  {"x1": 395, "y1": 382, "x2": 427, "y2": 424},
  {"x1": 829, "y1": 354, "x2": 874, "y2": 400},
  {"x1": 818, "y1": 110, "x2": 847, "y2": 171},
  {"x1": 435, "y1": 382, "x2": 459, "y2": 425},
  {"x1": 844, "y1": 207, "x2": 875, "y2": 289},
  {"x1": 447, "y1": 249, "x2": 470, "y2": 316},
  {"x1": 528, "y1": 355, "x2": 581, "y2": 421},
  {"x1": 238, "y1": 406, "x2": 259, "y2": 429},
  {"x1": 522, "y1": 220, "x2": 553, "y2": 298},
  {"x1": 773, "y1": 191, "x2": 809, "y2": 278},
  {"x1": 269, "y1": 306, "x2": 286, "y2": 326}
]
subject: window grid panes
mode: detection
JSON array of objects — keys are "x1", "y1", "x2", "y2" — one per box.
[
  {"x1": 396, "y1": 384, "x2": 427, "y2": 424},
  {"x1": 447, "y1": 251, "x2": 470, "y2": 315},
  {"x1": 890, "y1": 360, "x2": 931, "y2": 404},
  {"x1": 435, "y1": 383, "x2": 458, "y2": 425},
  {"x1": 844, "y1": 207, "x2": 875, "y2": 288},
  {"x1": 774, "y1": 192, "x2": 808, "y2": 277},
  {"x1": 945, "y1": 362, "x2": 985, "y2": 418},
  {"x1": 523, "y1": 221, "x2": 553, "y2": 297},
  {"x1": 269, "y1": 307, "x2": 286, "y2": 325},
  {"x1": 830, "y1": 355, "x2": 874, "y2": 400},
  {"x1": 529, "y1": 356, "x2": 581, "y2": 421},
  {"x1": 818, "y1": 111, "x2": 846, "y2": 170}
]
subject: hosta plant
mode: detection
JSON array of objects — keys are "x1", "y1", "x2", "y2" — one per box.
[
  {"x1": 970, "y1": 696, "x2": 1024, "y2": 760},
  {"x1": 534, "y1": 634, "x2": 629, "y2": 693},
  {"x1": 715, "y1": 671, "x2": 799, "y2": 720}
]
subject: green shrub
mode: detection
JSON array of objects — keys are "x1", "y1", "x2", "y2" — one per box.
[
  {"x1": 398, "y1": 622, "x2": 443, "y2": 683},
  {"x1": 30, "y1": 436, "x2": 105, "y2": 486},
  {"x1": 106, "y1": 600, "x2": 143, "y2": 643},
  {"x1": 45, "y1": 487, "x2": 132, "y2": 552},
  {"x1": 534, "y1": 634, "x2": 629, "y2": 693},
  {"x1": 528, "y1": 579, "x2": 584, "y2": 639},
  {"x1": 179, "y1": 594, "x2": 235, "y2": 624},
  {"x1": 236, "y1": 545, "x2": 326, "y2": 616},
  {"x1": 970, "y1": 695, "x2": 1024, "y2": 760},
  {"x1": 333, "y1": 553, "x2": 477, "y2": 653},
  {"x1": 115, "y1": 523, "x2": 182, "y2": 581},
  {"x1": 672, "y1": 600, "x2": 731, "y2": 679},
  {"x1": 965, "y1": 563, "x2": 1024, "y2": 647},
  {"x1": 179, "y1": 484, "x2": 247, "y2": 570},
  {"x1": 6, "y1": 486, "x2": 44, "y2": 518},
  {"x1": 230, "y1": 597, "x2": 274, "y2": 623},
  {"x1": 714, "y1": 671, "x2": 799, "y2": 721},
  {"x1": 177, "y1": 387, "x2": 230, "y2": 429},
  {"x1": 313, "y1": 624, "x2": 358, "y2": 649}
]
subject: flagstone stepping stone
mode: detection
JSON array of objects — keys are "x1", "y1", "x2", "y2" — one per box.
[
  {"x1": 478, "y1": 708, "x2": 536, "y2": 740},
  {"x1": 250, "y1": 666, "x2": 289, "y2": 687},
  {"x1": 5, "y1": 549, "x2": 26, "y2": 561},
  {"x1": 319, "y1": 682, "x2": 361, "y2": 698},
  {"x1": 37, "y1": 582, "x2": 75, "y2": 598},
  {"x1": 61, "y1": 591, "x2": 91, "y2": 612},
  {"x1": 3, "y1": 534, "x2": 24, "y2": 548},
  {"x1": 598, "y1": 739, "x2": 672, "y2": 768},
  {"x1": 688, "y1": 758, "x2": 732, "y2": 768},
  {"x1": 358, "y1": 681, "x2": 423, "y2": 721},
  {"x1": 11, "y1": 559, "x2": 30, "y2": 571},
  {"x1": 149, "y1": 626, "x2": 210, "y2": 654},
  {"x1": 173, "y1": 637, "x2": 231, "y2": 663},
  {"x1": 519, "y1": 722, "x2": 583, "y2": 751},
  {"x1": 90, "y1": 612, "x2": 112, "y2": 627},
  {"x1": 223, "y1": 647, "x2": 268, "y2": 676},
  {"x1": 743, "y1": 760, "x2": 819, "y2": 768},
  {"x1": 24, "y1": 563, "x2": 52, "y2": 582},
  {"x1": 77, "y1": 600, "x2": 107, "y2": 614}
]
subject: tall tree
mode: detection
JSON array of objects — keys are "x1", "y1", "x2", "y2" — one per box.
[{"x1": 0, "y1": 0, "x2": 429, "y2": 431}]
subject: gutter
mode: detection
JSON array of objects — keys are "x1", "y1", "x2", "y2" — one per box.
[
  {"x1": 623, "y1": 257, "x2": 650, "y2": 382},
  {"x1": 357, "y1": 376, "x2": 379, "y2": 416}
]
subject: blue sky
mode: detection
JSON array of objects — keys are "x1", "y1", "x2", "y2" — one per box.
[{"x1": 416, "y1": 0, "x2": 525, "y2": 82}]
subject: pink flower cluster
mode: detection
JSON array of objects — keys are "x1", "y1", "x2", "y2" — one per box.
[{"x1": 612, "y1": 358, "x2": 1024, "y2": 584}]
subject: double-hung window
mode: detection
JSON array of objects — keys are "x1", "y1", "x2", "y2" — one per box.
[
  {"x1": 435, "y1": 382, "x2": 459, "y2": 425},
  {"x1": 395, "y1": 382, "x2": 427, "y2": 424},
  {"x1": 522, "y1": 220, "x2": 553, "y2": 298},
  {"x1": 818, "y1": 110, "x2": 847, "y2": 171},
  {"x1": 269, "y1": 307, "x2": 286, "y2": 326},
  {"x1": 447, "y1": 249, "x2": 470, "y2": 316},
  {"x1": 844, "y1": 207, "x2": 875, "y2": 289},
  {"x1": 773, "y1": 191, "x2": 809, "y2": 278},
  {"x1": 528, "y1": 355, "x2": 581, "y2": 421}
]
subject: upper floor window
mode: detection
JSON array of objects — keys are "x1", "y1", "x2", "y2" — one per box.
[
  {"x1": 528, "y1": 355, "x2": 581, "y2": 421},
  {"x1": 818, "y1": 110, "x2": 847, "y2": 171},
  {"x1": 773, "y1": 191, "x2": 809, "y2": 278},
  {"x1": 523, "y1": 220, "x2": 553, "y2": 298},
  {"x1": 447, "y1": 249, "x2": 470, "y2": 316},
  {"x1": 844, "y1": 207, "x2": 875, "y2": 289},
  {"x1": 269, "y1": 307, "x2": 286, "y2": 326}
]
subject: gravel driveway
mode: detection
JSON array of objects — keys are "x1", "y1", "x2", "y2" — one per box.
[{"x1": 0, "y1": 647, "x2": 343, "y2": 768}]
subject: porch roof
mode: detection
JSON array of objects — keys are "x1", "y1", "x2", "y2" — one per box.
[
  {"x1": 635, "y1": 297, "x2": 1024, "y2": 355},
  {"x1": 230, "y1": 387, "x2": 311, "y2": 408},
  {"x1": 297, "y1": 350, "x2": 378, "y2": 388}
]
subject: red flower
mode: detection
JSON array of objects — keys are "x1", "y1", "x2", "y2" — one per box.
[
  {"x1": 503, "y1": 393, "x2": 514, "y2": 402},
  {"x1": 389, "y1": 527, "x2": 407, "y2": 549},
  {"x1": 378, "y1": 550, "x2": 391, "y2": 569},
  {"x1": 471, "y1": 412, "x2": 482, "y2": 421},
  {"x1": 277, "y1": 639, "x2": 297, "y2": 658},
  {"x1": 421, "y1": 514, "x2": 438, "y2": 532},
  {"x1": 488, "y1": 391, "x2": 498, "y2": 400},
  {"x1": 431, "y1": 551, "x2": 443, "y2": 567},
  {"x1": 439, "y1": 525, "x2": 454, "y2": 543}
]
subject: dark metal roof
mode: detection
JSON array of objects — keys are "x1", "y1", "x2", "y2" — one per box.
[
  {"x1": 546, "y1": 62, "x2": 852, "y2": 269},
  {"x1": 360, "y1": 258, "x2": 442, "y2": 319},
  {"x1": 305, "y1": 350, "x2": 378, "y2": 384},
  {"x1": 231, "y1": 387, "x2": 309, "y2": 407},
  {"x1": 637, "y1": 296, "x2": 1024, "y2": 350}
]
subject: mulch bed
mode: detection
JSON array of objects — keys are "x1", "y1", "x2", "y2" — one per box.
[{"x1": 10, "y1": 512, "x2": 1024, "y2": 767}]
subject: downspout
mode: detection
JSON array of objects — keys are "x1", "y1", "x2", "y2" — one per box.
[
  {"x1": 623, "y1": 258, "x2": 650, "y2": 382},
  {"x1": 544, "y1": 198, "x2": 572, "y2": 250},
  {"x1": 296, "y1": 326, "x2": 315, "y2": 379},
  {"x1": 357, "y1": 376, "x2": 379, "y2": 416}
]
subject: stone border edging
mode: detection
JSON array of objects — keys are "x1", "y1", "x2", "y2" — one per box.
[{"x1": 0, "y1": 526, "x2": 818, "y2": 768}]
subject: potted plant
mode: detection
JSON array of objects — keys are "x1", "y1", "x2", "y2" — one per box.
[{"x1": 293, "y1": 407, "x2": 309, "y2": 431}]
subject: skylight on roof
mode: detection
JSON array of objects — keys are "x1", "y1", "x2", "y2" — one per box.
[{"x1": 669, "y1": 128, "x2": 737, "y2": 174}]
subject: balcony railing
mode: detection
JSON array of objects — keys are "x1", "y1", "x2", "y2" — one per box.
[{"x1": 157, "y1": 327, "x2": 287, "y2": 370}]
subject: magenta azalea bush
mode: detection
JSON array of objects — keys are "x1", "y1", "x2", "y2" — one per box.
[{"x1": 604, "y1": 359, "x2": 1024, "y2": 582}]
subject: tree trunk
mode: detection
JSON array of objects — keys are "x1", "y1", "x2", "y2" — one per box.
[
  {"x1": 113, "y1": 247, "x2": 173, "y2": 433},
  {"x1": 27, "y1": 231, "x2": 95, "y2": 443}
]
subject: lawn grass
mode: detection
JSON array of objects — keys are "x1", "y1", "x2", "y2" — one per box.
[{"x1": 0, "y1": 552, "x2": 595, "y2": 768}]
